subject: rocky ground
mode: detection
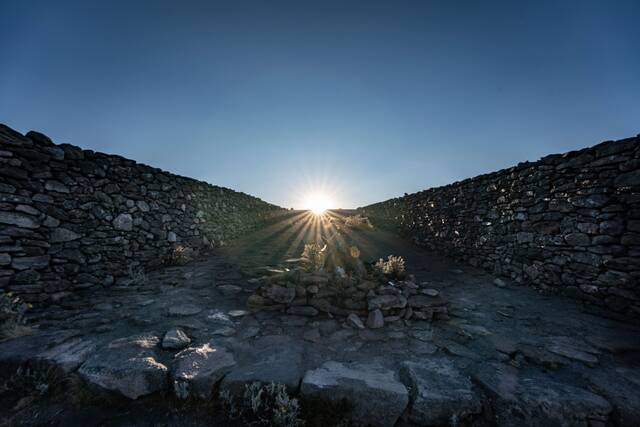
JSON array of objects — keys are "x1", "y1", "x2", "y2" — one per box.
[{"x1": 1, "y1": 217, "x2": 639, "y2": 426}]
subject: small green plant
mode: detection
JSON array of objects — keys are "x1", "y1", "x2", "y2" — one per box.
[
  {"x1": 349, "y1": 245, "x2": 360, "y2": 259},
  {"x1": 0, "y1": 292, "x2": 32, "y2": 341},
  {"x1": 162, "y1": 245, "x2": 191, "y2": 266},
  {"x1": 9, "y1": 366, "x2": 55, "y2": 396},
  {"x1": 220, "y1": 382, "x2": 304, "y2": 427},
  {"x1": 301, "y1": 243, "x2": 326, "y2": 272},
  {"x1": 374, "y1": 255, "x2": 406, "y2": 279},
  {"x1": 343, "y1": 215, "x2": 373, "y2": 230}
]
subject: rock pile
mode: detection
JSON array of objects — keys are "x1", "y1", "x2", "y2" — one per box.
[{"x1": 247, "y1": 267, "x2": 449, "y2": 327}]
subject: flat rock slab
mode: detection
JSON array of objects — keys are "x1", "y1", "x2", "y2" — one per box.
[
  {"x1": 78, "y1": 333, "x2": 167, "y2": 400},
  {"x1": 172, "y1": 343, "x2": 236, "y2": 399},
  {"x1": 400, "y1": 359, "x2": 482, "y2": 425},
  {"x1": 168, "y1": 304, "x2": 203, "y2": 316},
  {"x1": 0, "y1": 330, "x2": 81, "y2": 370},
  {"x1": 37, "y1": 337, "x2": 97, "y2": 373},
  {"x1": 220, "y1": 335, "x2": 305, "y2": 396},
  {"x1": 473, "y1": 362, "x2": 611, "y2": 426},
  {"x1": 545, "y1": 336, "x2": 600, "y2": 366},
  {"x1": 301, "y1": 361, "x2": 409, "y2": 427},
  {"x1": 584, "y1": 367, "x2": 640, "y2": 426}
]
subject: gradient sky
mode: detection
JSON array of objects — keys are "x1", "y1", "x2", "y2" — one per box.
[{"x1": 1, "y1": 1, "x2": 639, "y2": 208}]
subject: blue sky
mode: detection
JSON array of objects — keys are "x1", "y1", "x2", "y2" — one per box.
[{"x1": 1, "y1": 0, "x2": 638, "y2": 208}]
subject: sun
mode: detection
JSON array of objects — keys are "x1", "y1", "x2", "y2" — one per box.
[{"x1": 304, "y1": 193, "x2": 333, "y2": 215}]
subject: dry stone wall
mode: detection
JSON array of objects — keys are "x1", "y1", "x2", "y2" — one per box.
[
  {"x1": 360, "y1": 135, "x2": 640, "y2": 320},
  {"x1": 0, "y1": 124, "x2": 283, "y2": 304}
]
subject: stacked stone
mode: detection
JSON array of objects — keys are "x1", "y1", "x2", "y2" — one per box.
[
  {"x1": 0, "y1": 124, "x2": 283, "y2": 304},
  {"x1": 247, "y1": 269, "x2": 449, "y2": 327},
  {"x1": 361, "y1": 135, "x2": 640, "y2": 321}
]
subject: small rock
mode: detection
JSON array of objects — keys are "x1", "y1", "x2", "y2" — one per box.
[
  {"x1": 162, "y1": 328, "x2": 191, "y2": 350},
  {"x1": 366, "y1": 309, "x2": 385, "y2": 329},
  {"x1": 240, "y1": 326, "x2": 260, "y2": 339},
  {"x1": 359, "y1": 329, "x2": 387, "y2": 341},
  {"x1": 168, "y1": 304, "x2": 203, "y2": 316},
  {"x1": 247, "y1": 294, "x2": 265, "y2": 307},
  {"x1": 368, "y1": 294, "x2": 407, "y2": 311},
  {"x1": 303, "y1": 328, "x2": 322, "y2": 343},
  {"x1": 44, "y1": 180, "x2": 69, "y2": 193},
  {"x1": 50, "y1": 227, "x2": 81, "y2": 243},
  {"x1": 266, "y1": 285, "x2": 296, "y2": 304},
  {"x1": 347, "y1": 313, "x2": 365, "y2": 329},
  {"x1": 228, "y1": 310, "x2": 248, "y2": 318},
  {"x1": 422, "y1": 288, "x2": 439, "y2": 297},
  {"x1": 493, "y1": 278, "x2": 506, "y2": 288},
  {"x1": 287, "y1": 306, "x2": 319, "y2": 317},
  {"x1": 212, "y1": 326, "x2": 236, "y2": 337},
  {"x1": 113, "y1": 213, "x2": 133, "y2": 231},
  {"x1": 218, "y1": 284, "x2": 242, "y2": 295}
]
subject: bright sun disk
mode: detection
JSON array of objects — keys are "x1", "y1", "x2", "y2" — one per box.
[{"x1": 305, "y1": 193, "x2": 333, "y2": 215}]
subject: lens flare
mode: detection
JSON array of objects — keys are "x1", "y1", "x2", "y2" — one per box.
[{"x1": 304, "y1": 193, "x2": 333, "y2": 215}]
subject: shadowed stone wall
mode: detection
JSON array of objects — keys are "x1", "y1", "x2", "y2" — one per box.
[
  {"x1": 0, "y1": 124, "x2": 283, "y2": 304},
  {"x1": 360, "y1": 135, "x2": 640, "y2": 320}
]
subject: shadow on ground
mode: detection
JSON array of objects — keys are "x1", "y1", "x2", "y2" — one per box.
[{"x1": 1, "y1": 210, "x2": 640, "y2": 426}]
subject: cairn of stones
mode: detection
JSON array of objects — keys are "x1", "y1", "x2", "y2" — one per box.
[{"x1": 246, "y1": 230, "x2": 449, "y2": 327}]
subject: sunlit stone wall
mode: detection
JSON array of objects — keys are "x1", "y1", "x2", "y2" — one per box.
[
  {"x1": 361, "y1": 135, "x2": 640, "y2": 320},
  {"x1": 0, "y1": 124, "x2": 283, "y2": 304}
]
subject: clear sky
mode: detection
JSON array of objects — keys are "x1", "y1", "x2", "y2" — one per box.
[{"x1": 1, "y1": 1, "x2": 638, "y2": 209}]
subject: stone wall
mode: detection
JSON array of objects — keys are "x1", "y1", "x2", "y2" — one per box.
[
  {"x1": 0, "y1": 124, "x2": 283, "y2": 304},
  {"x1": 360, "y1": 135, "x2": 640, "y2": 320}
]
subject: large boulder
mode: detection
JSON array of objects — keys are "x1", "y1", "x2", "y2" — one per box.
[
  {"x1": 78, "y1": 333, "x2": 168, "y2": 399},
  {"x1": 301, "y1": 361, "x2": 409, "y2": 427},
  {"x1": 473, "y1": 362, "x2": 611, "y2": 426},
  {"x1": 400, "y1": 359, "x2": 482, "y2": 425},
  {"x1": 220, "y1": 335, "x2": 305, "y2": 396},
  {"x1": 172, "y1": 342, "x2": 236, "y2": 399}
]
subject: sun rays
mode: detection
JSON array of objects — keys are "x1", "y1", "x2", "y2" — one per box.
[{"x1": 303, "y1": 192, "x2": 334, "y2": 215}]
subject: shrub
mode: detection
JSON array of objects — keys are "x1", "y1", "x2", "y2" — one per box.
[
  {"x1": 162, "y1": 245, "x2": 191, "y2": 266},
  {"x1": 220, "y1": 382, "x2": 304, "y2": 427},
  {"x1": 8, "y1": 365, "x2": 60, "y2": 397},
  {"x1": 349, "y1": 245, "x2": 360, "y2": 259},
  {"x1": 374, "y1": 255, "x2": 406, "y2": 279},
  {"x1": 301, "y1": 243, "x2": 326, "y2": 272},
  {"x1": 343, "y1": 215, "x2": 373, "y2": 230},
  {"x1": 0, "y1": 292, "x2": 32, "y2": 341}
]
